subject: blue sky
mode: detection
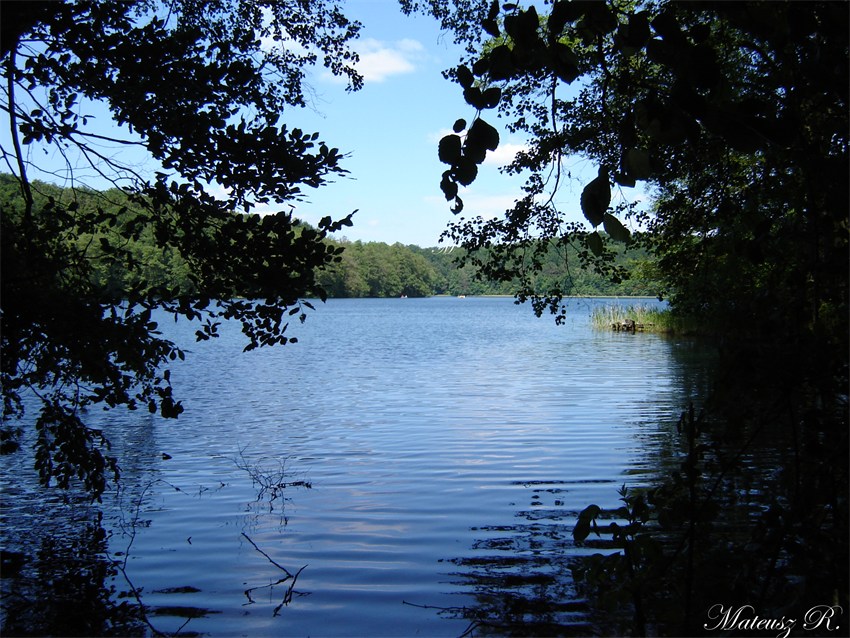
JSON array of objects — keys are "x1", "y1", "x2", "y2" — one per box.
[
  {"x1": 4, "y1": 0, "x2": 639, "y2": 248},
  {"x1": 280, "y1": 1, "x2": 530, "y2": 247},
  {"x1": 282, "y1": 1, "x2": 618, "y2": 247}
]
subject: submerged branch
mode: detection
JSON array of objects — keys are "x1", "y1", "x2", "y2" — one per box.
[
  {"x1": 240, "y1": 532, "x2": 293, "y2": 577},
  {"x1": 241, "y1": 533, "x2": 308, "y2": 615}
]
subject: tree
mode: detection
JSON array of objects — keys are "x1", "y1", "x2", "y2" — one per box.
[
  {"x1": 402, "y1": 0, "x2": 848, "y2": 339},
  {"x1": 1, "y1": 0, "x2": 362, "y2": 497},
  {"x1": 403, "y1": 2, "x2": 849, "y2": 630}
]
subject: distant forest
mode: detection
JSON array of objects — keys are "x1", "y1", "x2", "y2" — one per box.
[
  {"x1": 319, "y1": 239, "x2": 662, "y2": 297},
  {"x1": 1, "y1": 175, "x2": 662, "y2": 299}
]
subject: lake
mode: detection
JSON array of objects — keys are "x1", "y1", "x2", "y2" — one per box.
[{"x1": 1, "y1": 297, "x2": 717, "y2": 636}]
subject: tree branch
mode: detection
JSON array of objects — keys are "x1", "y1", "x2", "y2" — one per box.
[{"x1": 5, "y1": 47, "x2": 33, "y2": 219}]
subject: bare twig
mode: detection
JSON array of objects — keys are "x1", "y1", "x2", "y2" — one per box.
[
  {"x1": 240, "y1": 532, "x2": 293, "y2": 576},
  {"x1": 106, "y1": 481, "x2": 168, "y2": 637},
  {"x1": 241, "y1": 532, "x2": 308, "y2": 614}
]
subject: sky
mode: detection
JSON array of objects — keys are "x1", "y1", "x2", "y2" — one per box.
[
  {"x1": 282, "y1": 0, "x2": 605, "y2": 247},
  {"x1": 3, "y1": 0, "x2": 639, "y2": 248},
  {"x1": 273, "y1": 0, "x2": 533, "y2": 247}
]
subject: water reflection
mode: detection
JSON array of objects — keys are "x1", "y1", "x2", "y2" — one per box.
[
  {"x1": 2, "y1": 298, "x2": 724, "y2": 637},
  {"x1": 432, "y1": 333, "x2": 718, "y2": 636},
  {"x1": 434, "y1": 340, "x2": 847, "y2": 638},
  {"x1": 440, "y1": 482, "x2": 607, "y2": 636},
  {"x1": 0, "y1": 497, "x2": 145, "y2": 636}
]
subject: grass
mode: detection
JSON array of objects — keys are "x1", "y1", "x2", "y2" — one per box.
[{"x1": 590, "y1": 303, "x2": 700, "y2": 334}]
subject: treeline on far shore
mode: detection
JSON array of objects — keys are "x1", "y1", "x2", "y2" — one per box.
[
  {"x1": 318, "y1": 238, "x2": 662, "y2": 298},
  {"x1": 0, "y1": 174, "x2": 663, "y2": 299}
]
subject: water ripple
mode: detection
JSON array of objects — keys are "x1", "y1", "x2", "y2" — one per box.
[{"x1": 2, "y1": 297, "x2": 716, "y2": 637}]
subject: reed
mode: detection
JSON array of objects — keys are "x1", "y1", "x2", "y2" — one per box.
[{"x1": 590, "y1": 303, "x2": 696, "y2": 334}]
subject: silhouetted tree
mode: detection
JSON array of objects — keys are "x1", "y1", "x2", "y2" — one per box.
[
  {"x1": 1, "y1": 0, "x2": 361, "y2": 497},
  {"x1": 404, "y1": 0, "x2": 848, "y2": 339},
  {"x1": 402, "y1": 3, "x2": 849, "y2": 630}
]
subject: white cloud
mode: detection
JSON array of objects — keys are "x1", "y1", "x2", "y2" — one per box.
[
  {"x1": 322, "y1": 38, "x2": 426, "y2": 84},
  {"x1": 429, "y1": 127, "x2": 455, "y2": 142},
  {"x1": 483, "y1": 142, "x2": 528, "y2": 167}
]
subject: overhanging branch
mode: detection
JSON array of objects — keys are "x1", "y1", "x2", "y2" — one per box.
[{"x1": 5, "y1": 48, "x2": 33, "y2": 218}]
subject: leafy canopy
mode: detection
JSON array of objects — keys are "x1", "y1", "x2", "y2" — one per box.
[
  {"x1": 1, "y1": 0, "x2": 362, "y2": 497},
  {"x1": 403, "y1": 0, "x2": 848, "y2": 337}
]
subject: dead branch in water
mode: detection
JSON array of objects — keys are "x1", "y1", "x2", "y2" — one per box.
[{"x1": 241, "y1": 532, "x2": 308, "y2": 615}]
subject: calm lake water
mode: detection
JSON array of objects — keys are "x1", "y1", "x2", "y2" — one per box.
[{"x1": 1, "y1": 297, "x2": 717, "y2": 636}]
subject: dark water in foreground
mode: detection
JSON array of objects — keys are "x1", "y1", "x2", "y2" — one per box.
[{"x1": 1, "y1": 297, "x2": 717, "y2": 636}]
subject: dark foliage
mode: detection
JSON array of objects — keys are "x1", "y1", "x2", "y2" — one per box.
[
  {"x1": 404, "y1": 0, "x2": 848, "y2": 339},
  {"x1": 1, "y1": 0, "x2": 360, "y2": 497},
  {"x1": 404, "y1": 0, "x2": 849, "y2": 633}
]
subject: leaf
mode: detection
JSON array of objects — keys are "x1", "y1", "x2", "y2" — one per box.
[
  {"x1": 483, "y1": 18, "x2": 501, "y2": 38},
  {"x1": 468, "y1": 118, "x2": 500, "y2": 152},
  {"x1": 549, "y1": 0, "x2": 587, "y2": 35},
  {"x1": 453, "y1": 158, "x2": 478, "y2": 186},
  {"x1": 580, "y1": 167, "x2": 610, "y2": 227},
  {"x1": 614, "y1": 171, "x2": 636, "y2": 188},
  {"x1": 548, "y1": 1, "x2": 579, "y2": 42},
  {"x1": 472, "y1": 57, "x2": 490, "y2": 76},
  {"x1": 603, "y1": 213, "x2": 631, "y2": 243},
  {"x1": 480, "y1": 87, "x2": 501, "y2": 109},
  {"x1": 586, "y1": 231, "x2": 604, "y2": 256},
  {"x1": 625, "y1": 11, "x2": 651, "y2": 48},
  {"x1": 504, "y1": 6, "x2": 540, "y2": 48},
  {"x1": 463, "y1": 86, "x2": 483, "y2": 108},
  {"x1": 583, "y1": 2, "x2": 618, "y2": 36},
  {"x1": 651, "y1": 9, "x2": 684, "y2": 41},
  {"x1": 481, "y1": 0, "x2": 501, "y2": 38},
  {"x1": 456, "y1": 65, "x2": 474, "y2": 89},
  {"x1": 487, "y1": 45, "x2": 515, "y2": 81},
  {"x1": 462, "y1": 85, "x2": 501, "y2": 111},
  {"x1": 464, "y1": 143, "x2": 487, "y2": 165},
  {"x1": 551, "y1": 42, "x2": 580, "y2": 84},
  {"x1": 438, "y1": 134, "x2": 462, "y2": 164},
  {"x1": 450, "y1": 196, "x2": 464, "y2": 214},
  {"x1": 452, "y1": 118, "x2": 467, "y2": 133},
  {"x1": 440, "y1": 172, "x2": 458, "y2": 201}
]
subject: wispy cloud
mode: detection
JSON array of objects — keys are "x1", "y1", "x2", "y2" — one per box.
[
  {"x1": 322, "y1": 38, "x2": 426, "y2": 84},
  {"x1": 459, "y1": 191, "x2": 519, "y2": 219},
  {"x1": 258, "y1": 13, "x2": 425, "y2": 86},
  {"x1": 483, "y1": 142, "x2": 527, "y2": 168}
]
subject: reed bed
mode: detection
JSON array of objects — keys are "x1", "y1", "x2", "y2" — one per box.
[{"x1": 590, "y1": 303, "x2": 694, "y2": 334}]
